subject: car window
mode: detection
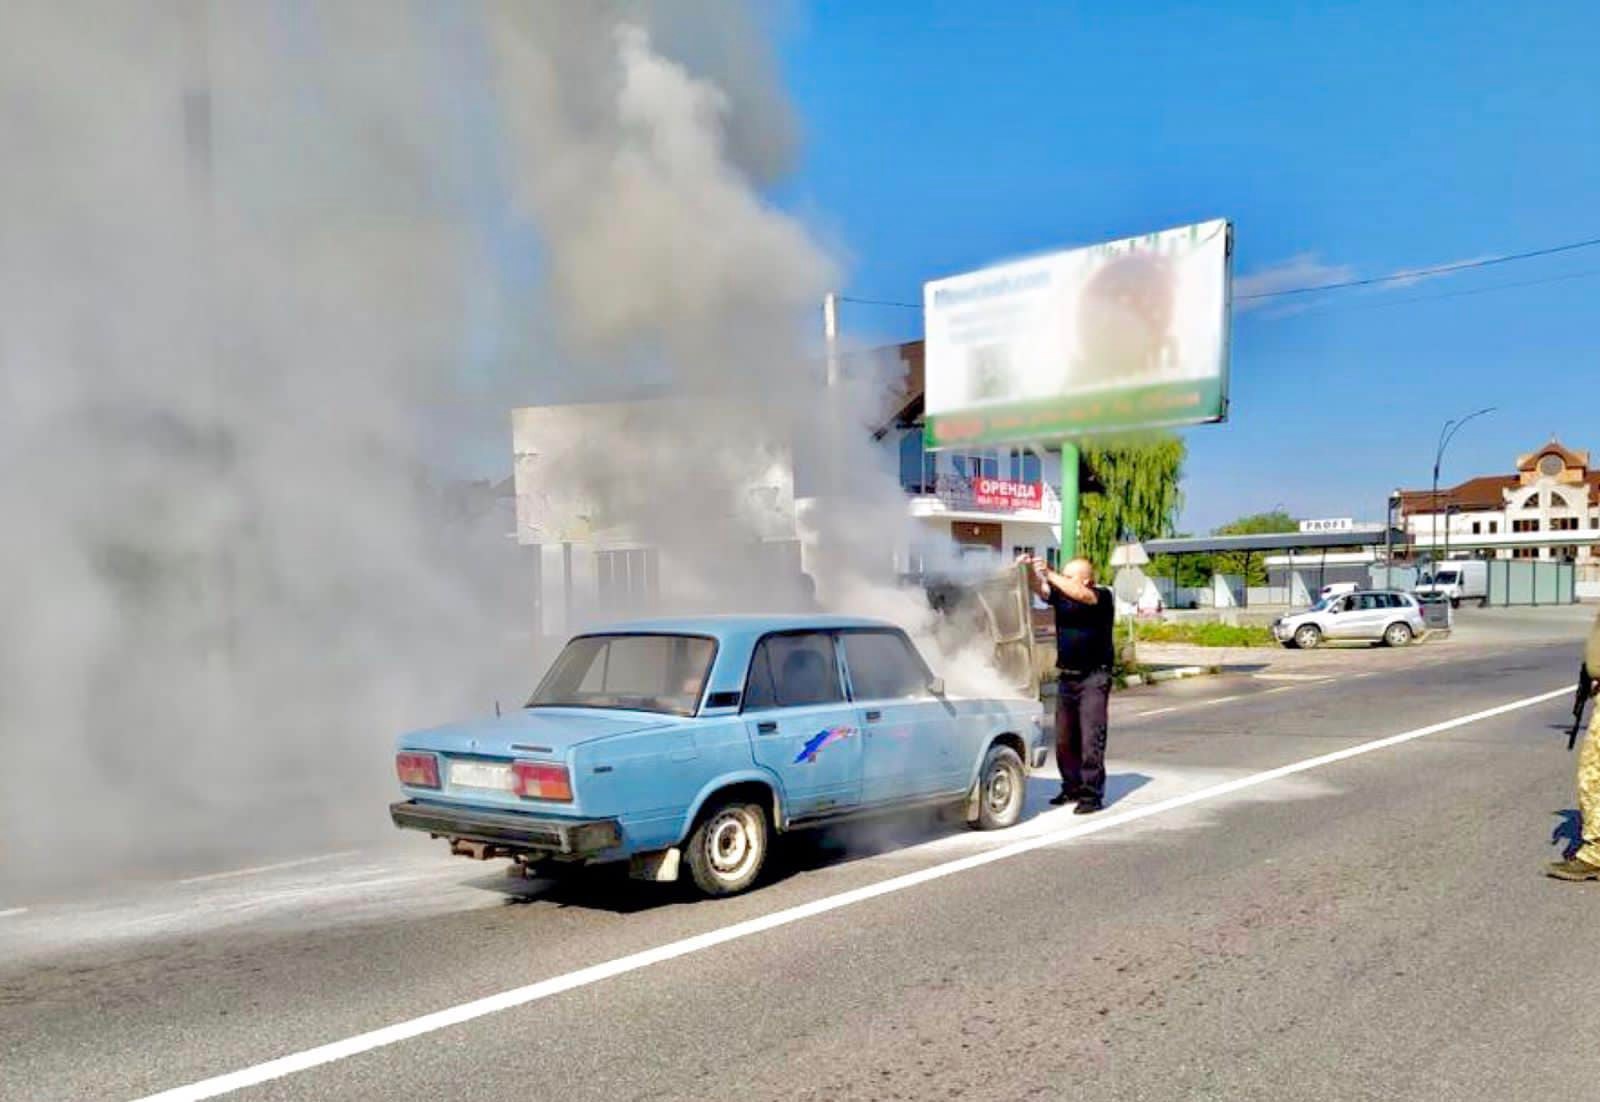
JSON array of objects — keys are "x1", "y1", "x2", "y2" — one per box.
[
  {"x1": 841, "y1": 631, "x2": 931, "y2": 700},
  {"x1": 744, "y1": 632, "x2": 843, "y2": 710},
  {"x1": 529, "y1": 634, "x2": 715, "y2": 717}
]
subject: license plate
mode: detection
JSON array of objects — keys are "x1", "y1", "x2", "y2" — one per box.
[{"x1": 449, "y1": 760, "x2": 514, "y2": 791}]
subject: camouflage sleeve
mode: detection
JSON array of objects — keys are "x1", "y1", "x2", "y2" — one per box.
[{"x1": 1587, "y1": 610, "x2": 1600, "y2": 673}]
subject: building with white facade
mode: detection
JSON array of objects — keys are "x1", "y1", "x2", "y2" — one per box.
[
  {"x1": 874, "y1": 341, "x2": 1067, "y2": 574},
  {"x1": 1398, "y1": 439, "x2": 1600, "y2": 580}
]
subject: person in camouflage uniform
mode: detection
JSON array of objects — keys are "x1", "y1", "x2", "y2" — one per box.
[{"x1": 1549, "y1": 609, "x2": 1600, "y2": 881}]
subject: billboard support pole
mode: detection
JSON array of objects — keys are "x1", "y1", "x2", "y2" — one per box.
[{"x1": 1059, "y1": 440, "x2": 1080, "y2": 561}]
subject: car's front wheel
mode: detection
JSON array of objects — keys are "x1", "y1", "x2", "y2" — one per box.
[
  {"x1": 1383, "y1": 622, "x2": 1414, "y2": 647},
  {"x1": 968, "y1": 744, "x2": 1026, "y2": 831},
  {"x1": 685, "y1": 800, "x2": 768, "y2": 896},
  {"x1": 1293, "y1": 624, "x2": 1323, "y2": 650}
]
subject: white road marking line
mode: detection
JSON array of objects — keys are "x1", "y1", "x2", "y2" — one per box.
[
  {"x1": 130, "y1": 686, "x2": 1570, "y2": 1102},
  {"x1": 176, "y1": 852, "x2": 360, "y2": 886},
  {"x1": 1252, "y1": 673, "x2": 1331, "y2": 682},
  {"x1": 0, "y1": 907, "x2": 27, "y2": 919},
  {"x1": 1133, "y1": 706, "x2": 1178, "y2": 717},
  {"x1": 1205, "y1": 694, "x2": 1242, "y2": 705}
]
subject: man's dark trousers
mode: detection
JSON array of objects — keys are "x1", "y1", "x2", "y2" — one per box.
[{"x1": 1056, "y1": 669, "x2": 1111, "y2": 800}]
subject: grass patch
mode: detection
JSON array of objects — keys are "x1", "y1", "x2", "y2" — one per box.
[{"x1": 1128, "y1": 620, "x2": 1276, "y2": 648}]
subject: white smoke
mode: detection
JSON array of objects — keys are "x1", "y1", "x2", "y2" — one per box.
[{"x1": 0, "y1": 2, "x2": 1007, "y2": 896}]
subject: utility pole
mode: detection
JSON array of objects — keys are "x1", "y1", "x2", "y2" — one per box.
[
  {"x1": 181, "y1": 0, "x2": 236, "y2": 733},
  {"x1": 1058, "y1": 442, "x2": 1080, "y2": 561},
  {"x1": 823, "y1": 293, "x2": 840, "y2": 388}
]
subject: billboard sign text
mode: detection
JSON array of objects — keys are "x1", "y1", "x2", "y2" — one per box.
[{"x1": 923, "y1": 219, "x2": 1232, "y2": 448}]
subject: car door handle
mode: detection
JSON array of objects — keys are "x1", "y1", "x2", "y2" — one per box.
[
  {"x1": 757, "y1": 721, "x2": 778, "y2": 734},
  {"x1": 864, "y1": 710, "x2": 882, "y2": 723}
]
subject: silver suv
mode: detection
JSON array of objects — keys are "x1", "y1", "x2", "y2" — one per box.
[{"x1": 1273, "y1": 590, "x2": 1427, "y2": 650}]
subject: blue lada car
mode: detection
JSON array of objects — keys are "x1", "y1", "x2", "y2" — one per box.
[{"x1": 391, "y1": 615, "x2": 1048, "y2": 896}]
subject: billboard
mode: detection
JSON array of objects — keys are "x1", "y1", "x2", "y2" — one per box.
[{"x1": 923, "y1": 219, "x2": 1231, "y2": 448}]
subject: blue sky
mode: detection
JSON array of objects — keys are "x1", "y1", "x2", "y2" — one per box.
[{"x1": 774, "y1": 1, "x2": 1600, "y2": 533}]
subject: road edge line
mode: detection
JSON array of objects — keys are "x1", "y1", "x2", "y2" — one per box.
[{"x1": 129, "y1": 685, "x2": 1571, "y2": 1102}]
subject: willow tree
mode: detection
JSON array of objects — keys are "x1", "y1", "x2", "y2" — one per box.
[{"x1": 1077, "y1": 436, "x2": 1186, "y2": 575}]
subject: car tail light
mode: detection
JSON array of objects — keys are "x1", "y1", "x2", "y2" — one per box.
[
  {"x1": 395, "y1": 751, "x2": 440, "y2": 789},
  {"x1": 512, "y1": 761, "x2": 573, "y2": 802}
]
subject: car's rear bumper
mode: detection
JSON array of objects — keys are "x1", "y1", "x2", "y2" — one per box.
[{"x1": 389, "y1": 800, "x2": 622, "y2": 856}]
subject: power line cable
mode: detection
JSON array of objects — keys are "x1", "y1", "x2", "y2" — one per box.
[
  {"x1": 835, "y1": 233, "x2": 1600, "y2": 312},
  {"x1": 1264, "y1": 266, "x2": 1600, "y2": 319},
  {"x1": 1235, "y1": 235, "x2": 1600, "y2": 301},
  {"x1": 836, "y1": 295, "x2": 921, "y2": 310}
]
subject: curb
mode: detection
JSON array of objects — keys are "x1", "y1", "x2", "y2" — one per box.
[{"x1": 1123, "y1": 665, "x2": 1216, "y2": 688}]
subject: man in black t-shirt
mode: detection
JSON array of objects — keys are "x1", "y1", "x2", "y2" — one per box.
[{"x1": 1026, "y1": 554, "x2": 1115, "y2": 814}]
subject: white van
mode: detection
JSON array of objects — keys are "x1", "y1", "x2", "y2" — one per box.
[
  {"x1": 1317, "y1": 582, "x2": 1360, "y2": 602},
  {"x1": 1416, "y1": 559, "x2": 1488, "y2": 607}
]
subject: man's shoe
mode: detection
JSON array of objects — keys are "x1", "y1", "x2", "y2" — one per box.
[
  {"x1": 1546, "y1": 857, "x2": 1600, "y2": 881},
  {"x1": 1073, "y1": 798, "x2": 1104, "y2": 815},
  {"x1": 1049, "y1": 791, "x2": 1075, "y2": 806}
]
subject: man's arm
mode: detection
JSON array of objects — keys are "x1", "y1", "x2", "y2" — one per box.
[
  {"x1": 1038, "y1": 565, "x2": 1098, "y2": 604},
  {"x1": 1020, "y1": 555, "x2": 1051, "y2": 601}
]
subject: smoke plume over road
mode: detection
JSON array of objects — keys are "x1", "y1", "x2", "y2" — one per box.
[{"x1": 0, "y1": 2, "x2": 996, "y2": 894}]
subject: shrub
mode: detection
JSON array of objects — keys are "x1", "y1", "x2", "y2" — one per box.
[{"x1": 1128, "y1": 620, "x2": 1275, "y2": 647}]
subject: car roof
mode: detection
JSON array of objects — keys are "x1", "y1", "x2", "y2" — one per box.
[{"x1": 585, "y1": 614, "x2": 900, "y2": 640}]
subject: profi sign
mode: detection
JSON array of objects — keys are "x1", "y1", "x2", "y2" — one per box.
[{"x1": 923, "y1": 219, "x2": 1232, "y2": 448}]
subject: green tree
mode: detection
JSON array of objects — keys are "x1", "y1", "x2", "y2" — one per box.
[
  {"x1": 1212, "y1": 509, "x2": 1298, "y2": 586},
  {"x1": 1149, "y1": 535, "x2": 1211, "y2": 588},
  {"x1": 1077, "y1": 436, "x2": 1186, "y2": 575}
]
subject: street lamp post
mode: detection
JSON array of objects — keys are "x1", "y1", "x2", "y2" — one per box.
[
  {"x1": 1430, "y1": 407, "x2": 1496, "y2": 575},
  {"x1": 1385, "y1": 489, "x2": 1402, "y2": 589}
]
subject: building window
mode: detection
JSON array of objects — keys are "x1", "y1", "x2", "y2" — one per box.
[
  {"x1": 1554, "y1": 546, "x2": 1579, "y2": 561},
  {"x1": 899, "y1": 430, "x2": 938, "y2": 494},
  {"x1": 1471, "y1": 521, "x2": 1481, "y2": 535},
  {"x1": 1553, "y1": 516, "x2": 1580, "y2": 531},
  {"x1": 1008, "y1": 450, "x2": 1043, "y2": 483},
  {"x1": 1513, "y1": 547, "x2": 1539, "y2": 559},
  {"x1": 1489, "y1": 521, "x2": 1499, "y2": 534},
  {"x1": 1513, "y1": 519, "x2": 1540, "y2": 533},
  {"x1": 952, "y1": 452, "x2": 999, "y2": 481}
]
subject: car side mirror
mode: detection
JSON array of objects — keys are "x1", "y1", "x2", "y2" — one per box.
[{"x1": 928, "y1": 677, "x2": 946, "y2": 697}]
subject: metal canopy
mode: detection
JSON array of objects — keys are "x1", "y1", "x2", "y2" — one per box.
[{"x1": 1145, "y1": 529, "x2": 1405, "y2": 556}]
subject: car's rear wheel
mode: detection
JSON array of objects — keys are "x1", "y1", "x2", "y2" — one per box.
[
  {"x1": 1293, "y1": 624, "x2": 1323, "y2": 650},
  {"x1": 1383, "y1": 622, "x2": 1414, "y2": 647},
  {"x1": 968, "y1": 744, "x2": 1026, "y2": 831},
  {"x1": 685, "y1": 800, "x2": 768, "y2": 896}
]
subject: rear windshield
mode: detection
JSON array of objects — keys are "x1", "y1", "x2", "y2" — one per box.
[{"x1": 528, "y1": 634, "x2": 716, "y2": 717}]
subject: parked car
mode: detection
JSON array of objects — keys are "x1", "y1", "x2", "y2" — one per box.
[
  {"x1": 1415, "y1": 558, "x2": 1488, "y2": 608},
  {"x1": 390, "y1": 615, "x2": 1048, "y2": 897},
  {"x1": 1273, "y1": 590, "x2": 1427, "y2": 650}
]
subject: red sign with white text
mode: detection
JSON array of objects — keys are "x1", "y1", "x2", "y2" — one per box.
[{"x1": 971, "y1": 479, "x2": 1043, "y2": 511}]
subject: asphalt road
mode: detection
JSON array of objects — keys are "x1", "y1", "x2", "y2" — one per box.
[{"x1": 3, "y1": 632, "x2": 1595, "y2": 1102}]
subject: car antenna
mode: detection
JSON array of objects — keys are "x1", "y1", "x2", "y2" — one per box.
[{"x1": 495, "y1": 700, "x2": 502, "y2": 718}]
